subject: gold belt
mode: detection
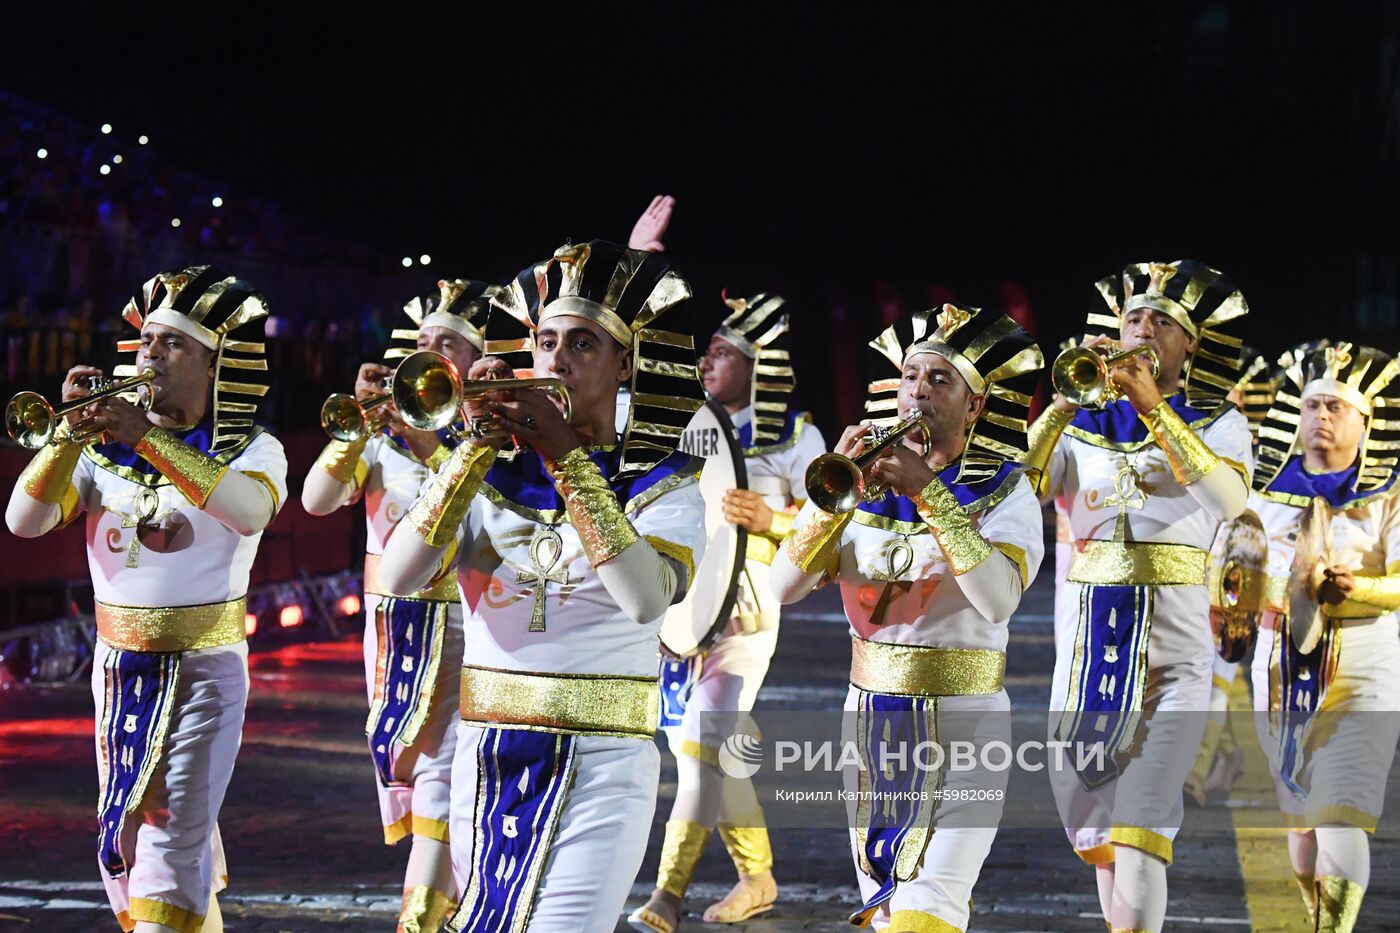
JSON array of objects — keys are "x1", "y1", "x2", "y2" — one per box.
[
  {"x1": 459, "y1": 664, "x2": 659, "y2": 738},
  {"x1": 1067, "y1": 540, "x2": 1208, "y2": 586},
  {"x1": 96, "y1": 597, "x2": 246, "y2": 653},
  {"x1": 849, "y1": 636, "x2": 1005, "y2": 697},
  {"x1": 364, "y1": 553, "x2": 459, "y2": 601},
  {"x1": 745, "y1": 535, "x2": 780, "y2": 566}
]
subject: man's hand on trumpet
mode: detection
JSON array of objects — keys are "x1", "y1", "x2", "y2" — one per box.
[
  {"x1": 1107, "y1": 348, "x2": 1163, "y2": 414},
  {"x1": 865, "y1": 441, "x2": 936, "y2": 499},
  {"x1": 486, "y1": 386, "x2": 580, "y2": 462},
  {"x1": 61, "y1": 365, "x2": 103, "y2": 428},
  {"x1": 354, "y1": 362, "x2": 393, "y2": 402},
  {"x1": 80, "y1": 395, "x2": 152, "y2": 447}
]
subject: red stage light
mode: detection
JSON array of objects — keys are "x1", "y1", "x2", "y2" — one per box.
[
  {"x1": 279, "y1": 605, "x2": 304, "y2": 628},
  {"x1": 244, "y1": 613, "x2": 258, "y2": 636},
  {"x1": 338, "y1": 594, "x2": 362, "y2": 616}
]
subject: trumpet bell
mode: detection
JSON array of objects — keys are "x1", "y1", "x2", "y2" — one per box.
[
  {"x1": 1052, "y1": 346, "x2": 1113, "y2": 407},
  {"x1": 5, "y1": 391, "x2": 57, "y2": 450},
  {"x1": 805, "y1": 453, "x2": 863, "y2": 514},
  {"x1": 1050, "y1": 344, "x2": 1161, "y2": 408},
  {"x1": 392, "y1": 350, "x2": 463, "y2": 432},
  {"x1": 320, "y1": 393, "x2": 371, "y2": 442}
]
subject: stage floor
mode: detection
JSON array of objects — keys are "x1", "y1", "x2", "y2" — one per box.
[{"x1": 2, "y1": 573, "x2": 1397, "y2": 931}]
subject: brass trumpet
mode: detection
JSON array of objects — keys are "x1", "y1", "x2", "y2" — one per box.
[
  {"x1": 389, "y1": 351, "x2": 573, "y2": 439},
  {"x1": 6, "y1": 370, "x2": 156, "y2": 449},
  {"x1": 321, "y1": 351, "x2": 464, "y2": 441},
  {"x1": 1051, "y1": 343, "x2": 1160, "y2": 408},
  {"x1": 805, "y1": 410, "x2": 933, "y2": 514}
]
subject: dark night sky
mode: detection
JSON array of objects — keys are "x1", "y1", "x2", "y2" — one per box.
[{"x1": 4, "y1": 4, "x2": 1399, "y2": 414}]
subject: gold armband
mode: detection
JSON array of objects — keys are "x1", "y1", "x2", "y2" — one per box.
[
  {"x1": 1139, "y1": 401, "x2": 1220, "y2": 485},
  {"x1": 546, "y1": 447, "x2": 638, "y2": 566},
  {"x1": 784, "y1": 508, "x2": 851, "y2": 575},
  {"x1": 315, "y1": 436, "x2": 368, "y2": 486},
  {"x1": 1024, "y1": 405, "x2": 1074, "y2": 497},
  {"x1": 424, "y1": 442, "x2": 453, "y2": 472},
  {"x1": 1344, "y1": 572, "x2": 1400, "y2": 613},
  {"x1": 766, "y1": 508, "x2": 796, "y2": 540},
  {"x1": 19, "y1": 436, "x2": 83, "y2": 507},
  {"x1": 910, "y1": 475, "x2": 993, "y2": 575},
  {"x1": 404, "y1": 442, "x2": 497, "y2": 548},
  {"x1": 134, "y1": 428, "x2": 228, "y2": 508}
]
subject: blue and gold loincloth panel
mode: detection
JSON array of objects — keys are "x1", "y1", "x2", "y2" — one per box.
[
  {"x1": 1055, "y1": 584, "x2": 1153, "y2": 790},
  {"x1": 97, "y1": 649, "x2": 181, "y2": 878},
  {"x1": 658, "y1": 655, "x2": 703, "y2": 730},
  {"x1": 849, "y1": 690, "x2": 942, "y2": 927},
  {"x1": 1272, "y1": 617, "x2": 1340, "y2": 798},
  {"x1": 366, "y1": 597, "x2": 450, "y2": 787},
  {"x1": 447, "y1": 728, "x2": 578, "y2": 933}
]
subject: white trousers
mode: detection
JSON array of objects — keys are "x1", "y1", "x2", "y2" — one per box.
[
  {"x1": 362, "y1": 593, "x2": 464, "y2": 843},
  {"x1": 449, "y1": 724, "x2": 659, "y2": 932},
  {"x1": 93, "y1": 640, "x2": 248, "y2": 930}
]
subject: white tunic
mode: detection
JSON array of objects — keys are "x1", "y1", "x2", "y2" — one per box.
[
  {"x1": 354, "y1": 435, "x2": 436, "y2": 556},
  {"x1": 451, "y1": 457, "x2": 708, "y2": 677},
  {"x1": 1247, "y1": 482, "x2": 1400, "y2": 827},
  {"x1": 795, "y1": 474, "x2": 1045, "y2": 653},
  {"x1": 78, "y1": 431, "x2": 289, "y2": 608}
]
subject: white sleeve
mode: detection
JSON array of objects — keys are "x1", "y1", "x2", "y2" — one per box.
[
  {"x1": 784, "y1": 421, "x2": 827, "y2": 507},
  {"x1": 769, "y1": 499, "x2": 832, "y2": 604},
  {"x1": 601, "y1": 479, "x2": 708, "y2": 623},
  {"x1": 5, "y1": 448, "x2": 94, "y2": 538},
  {"x1": 953, "y1": 477, "x2": 1046, "y2": 625},
  {"x1": 1186, "y1": 409, "x2": 1252, "y2": 521},
  {"x1": 301, "y1": 438, "x2": 372, "y2": 515},
  {"x1": 206, "y1": 432, "x2": 288, "y2": 535}
]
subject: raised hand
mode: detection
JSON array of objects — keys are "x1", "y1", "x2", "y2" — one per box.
[{"x1": 628, "y1": 195, "x2": 675, "y2": 252}]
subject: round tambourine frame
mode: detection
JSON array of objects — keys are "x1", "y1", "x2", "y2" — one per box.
[{"x1": 659, "y1": 400, "x2": 748, "y2": 657}]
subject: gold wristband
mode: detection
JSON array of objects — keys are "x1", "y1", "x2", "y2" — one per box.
[
  {"x1": 785, "y1": 508, "x2": 851, "y2": 575},
  {"x1": 1140, "y1": 400, "x2": 1220, "y2": 485},
  {"x1": 315, "y1": 436, "x2": 368, "y2": 486},
  {"x1": 766, "y1": 508, "x2": 796, "y2": 540},
  {"x1": 134, "y1": 428, "x2": 228, "y2": 508},
  {"x1": 19, "y1": 439, "x2": 83, "y2": 506},
  {"x1": 910, "y1": 475, "x2": 993, "y2": 575},
  {"x1": 404, "y1": 442, "x2": 497, "y2": 548},
  {"x1": 1025, "y1": 405, "x2": 1074, "y2": 497},
  {"x1": 424, "y1": 442, "x2": 453, "y2": 472},
  {"x1": 547, "y1": 447, "x2": 638, "y2": 566},
  {"x1": 1345, "y1": 573, "x2": 1400, "y2": 613}
]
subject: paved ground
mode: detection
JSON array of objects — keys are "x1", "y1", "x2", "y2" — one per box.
[{"x1": 2, "y1": 547, "x2": 1398, "y2": 931}]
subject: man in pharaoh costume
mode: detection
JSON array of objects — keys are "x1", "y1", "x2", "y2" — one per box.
[
  {"x1": 1243, "y1": 340, "x2": 1400, "y2": 931},
  {"x1": 630, "y1": 292, "x2": 827, "y2": 931},
  {"x1": 6, "y1": 267, "x2": 287, "y2": 933},
  {"x1": 301, "y1": 279, "x2": 494, "y2": 932},
  {"x1": 378, "y1": 240, "x2": 709, "y2": 932},
  {"x1": 1023, "y1": 260, "x2": 1253, "y2": 933},
  {"x1": 771, "y1": 304, "x2": 1046, "y2": 933}
]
